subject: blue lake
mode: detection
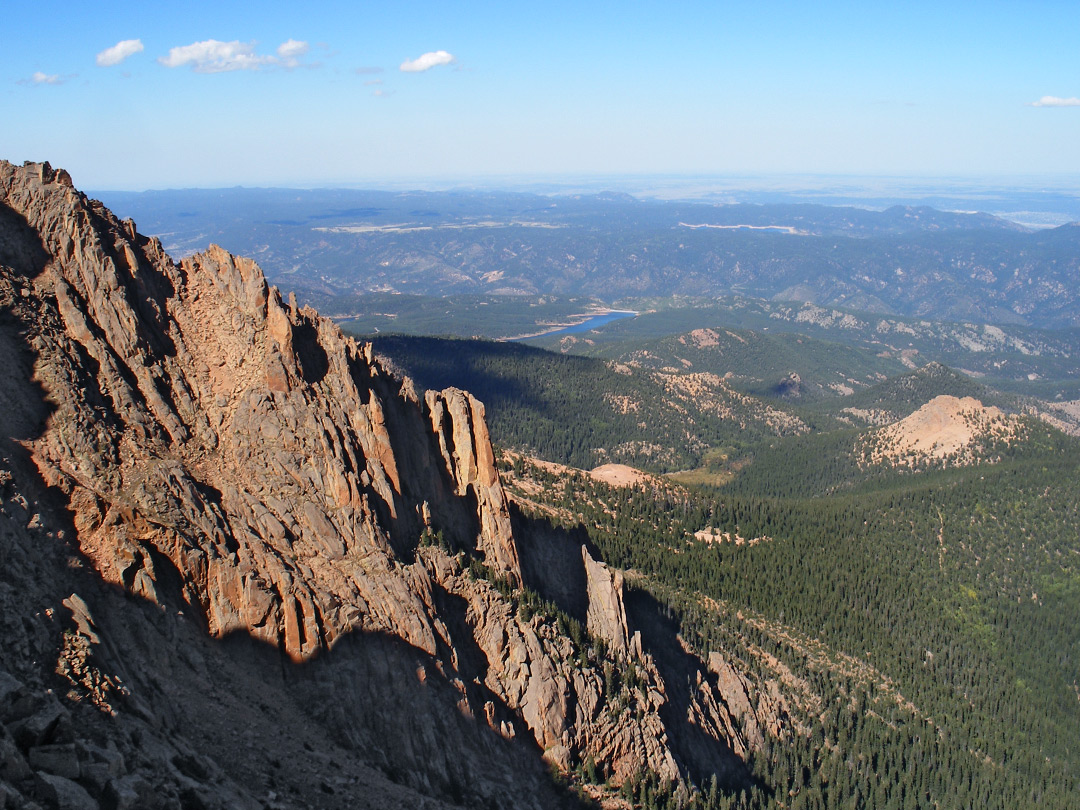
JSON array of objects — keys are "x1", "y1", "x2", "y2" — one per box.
[{"x1": 511, "y1": 310, "x2": 638, "y2": 341}]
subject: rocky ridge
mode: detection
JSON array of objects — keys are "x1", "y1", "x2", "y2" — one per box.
[{"x1": 0, "y1": 161, "x2": 784, "y2": 808}]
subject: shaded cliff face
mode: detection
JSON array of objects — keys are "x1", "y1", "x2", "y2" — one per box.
[{"x1": 0, "y1": 161, "x2": 779, "y2": 809}]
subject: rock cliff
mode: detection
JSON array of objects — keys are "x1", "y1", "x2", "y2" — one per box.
[{"x1": 0, "y1": 161, "x2": 778, "y2": 808}]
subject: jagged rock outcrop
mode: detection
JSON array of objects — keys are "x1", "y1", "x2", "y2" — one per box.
[
  {"x1": 707, "y1": 652, "x2": 788, "y2": 749},
  {"x1": 2, "y1": 159, "x2": 521, "y2": 665},
  {"x1": 0, "y1": 160, "x2": 774, "y2": 808},
  {"x1": 776, "y1": 371, "x2": 802, "y2": 399},
  {"x1": 581, "y1": 547, "x2": 633, "y2": 657}
]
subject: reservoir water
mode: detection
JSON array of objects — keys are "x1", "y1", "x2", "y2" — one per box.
[{"x1": 511, "y1": 310, "x2": 637, "y2": 341}]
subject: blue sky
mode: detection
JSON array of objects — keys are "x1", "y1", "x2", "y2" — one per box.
[{"x1": 3, "y1": 1, "x2": 1079, "y2": 189}]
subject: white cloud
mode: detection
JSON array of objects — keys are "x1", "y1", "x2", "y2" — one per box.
[
  {"x1": 355, "y1": 66, "x2": 384, "y2": 75},
  {"x1": 1028, "y1": 95, "x2": 1080, "y2": 107},
  {"x1": 96, "y1": 39, "x2": 144, "y2": 67},
  {"x1": 159, "y1": 40, "x2": 273, "y2": 73},
  {"x1": 276, "y1": 39, "x2": 309, "y2": 67},
  {"x1": 277, "y1": 39, "x2": 309, "y2": 59},
  {"x1": 18, "y1": 71, "x2": 77, "y2": 86},
  {"x1": 158, "y1": 38, "x2": 315, "y2": 72},
  {"x1": 399, "y1": 50, "x2": 454, "y2": 72}
]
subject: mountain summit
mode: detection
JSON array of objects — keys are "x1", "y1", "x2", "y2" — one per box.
[{"x1": 0, "y1": 161, "x2": 778, "y2": 808}]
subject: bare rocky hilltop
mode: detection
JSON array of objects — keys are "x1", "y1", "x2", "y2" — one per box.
[
  {"x1": 862, "y1": 394, "x2": 1026, "y2": 468},
  {"x1": 0, "y1": 161, "x2": 787, "y2": 809}
]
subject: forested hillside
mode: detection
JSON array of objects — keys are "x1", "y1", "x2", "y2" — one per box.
[
  {"x1": 369, "y1": 327, "x2": 1079, "y2": 808},
  {"x1": 369, "y1": 335, "x2": 805, "y2": 471},
  {"x1": 544, "y1": 300, "x2": 1080, "y2": 403},
  {"x1": 502, "y1": 442, "x2": 1080, "y2": 809}
]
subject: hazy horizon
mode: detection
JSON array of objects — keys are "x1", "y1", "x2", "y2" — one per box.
[{"x1": 87, "y1": 171, "x2": 1080, "y2": 229}]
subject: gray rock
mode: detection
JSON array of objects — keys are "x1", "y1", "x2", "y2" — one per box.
[
  {"x1": 103, "y1": 775, "x2": 152, "y2": 810},
  {"x1": 78, "y1": 762, "x2": 112, "y2": 795},
  {"x1": 32, "y1": 772, "x2": 98, "y2": 810},
  {"x1": 28, "y1": 744, "x2": 80, "y2": 779},
  {"x1": 0, "y1": 671, "x2": 23, "y2": 711},
  {"x1": 0, "y1": 734, "x2": 32, "y2": 782},
  {"x1": 12, "y1": 700, "x2": 68, "y2": 749},
  {"x1": 74, "y1": 741, "x2": 124, "y2": 778}
]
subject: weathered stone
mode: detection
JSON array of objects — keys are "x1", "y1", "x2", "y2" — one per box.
[
  {"x1": 0, "y1": 734, "x2": 32, "y2": 782},
  {"x1": 78, "y1": 762, "x2": 112, "y2": 795},
  {"x1": 426, "y1": 389, "x2": 520, "y2": 583},
  {"x1": 707, "y1": 650, "x2": 789, "y2": 751},
  {"x1": 74, "y1": 741, "x2": 123, "y2": 778},
  {"x1": 12, "y1": 700, "x2": 68, "y2": 749},
  {"x1": 62, "y1": 595, "x2": 100, "y2": 645},
  {"x1": 33, "y1": 772, "x2": 98, "y2": 810},
  {"x1": 581, "y1": 546, "x2": 631, "y2": 656},
  {"x1": 102, "y1": 775, "x2": 152, "y2": 810},
  {"x1": 28, "y1": 744, "x2": 80, "y2": 779},
  {"x1": 0, "y1": 671, "x2": 23, "y2": 710}
]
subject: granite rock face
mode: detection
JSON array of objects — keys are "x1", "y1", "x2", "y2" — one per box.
[
  {"x1": 581, "y1": 547, "x2": 633, "y2": 657},
  {"x1": 0, "y1": 160, "x2": 782, "y2": 807},
  {"x1": 1, "y1": 159, "x2": 519, "y2": 665}
]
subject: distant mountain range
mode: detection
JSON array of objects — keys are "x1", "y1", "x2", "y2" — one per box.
[{"x1": 96, "y1": 187, "x2": 1080, "y2": 328}]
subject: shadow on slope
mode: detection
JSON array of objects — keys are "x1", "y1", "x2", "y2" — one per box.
[
  {"x1": 624, "y1": 588, "x2": 757, "y2": 794},
  {"x1": 0, "y1": 435, "x2": 593, "y2": 809}
]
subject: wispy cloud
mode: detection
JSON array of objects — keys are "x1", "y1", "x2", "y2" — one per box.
[
  {"x1": 399, "y1": 50, "x2": 454, "y2": 72},
  {"x1": 159, "y1": 39, "x2": 313, "y2": 73},
  {"x1": 19, "y1": 71, "x2": 67, "y2": 86},
  {"x1": 355, "y1": 66, "x2": 384, "y2": 75},
  {"x1": 364, "y1": 79, "x2": 383, "y2": 86},
  {"x1": 1028, "y1": 95, "x2": 1080, "y2": 107},
  {"x1": 96, "y1": 39, "x2": 144, "y2": 67}
]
